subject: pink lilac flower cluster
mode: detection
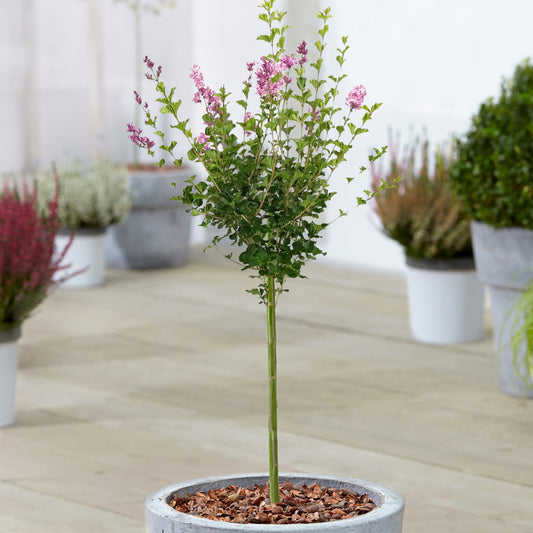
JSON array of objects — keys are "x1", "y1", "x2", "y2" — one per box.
[
  {"x1": 255, "y1": 54, "x2": 296, "y2": 98},
  {"x1": 346, "y1": 85, "x2": 367, "y2": 111},
  {"x1": 296, "y1": 40, "x2": 308, "y2": 64},
  {"x1": 127, "y1": 123, "x2": 155, "y2": 150},
  {"x1": 144, "y1": 56, "x2": 162, "y2": 80},
  {"x1": 196, "y1": 131, "x2": 212, "y2": 153},
  {"x1": 190, "y1": 65, "x2": 222, "y2": 116}
]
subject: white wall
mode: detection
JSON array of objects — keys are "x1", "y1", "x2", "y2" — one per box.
[{"x1": 1, "y1": 0, "x2": 532, "y2": 274}]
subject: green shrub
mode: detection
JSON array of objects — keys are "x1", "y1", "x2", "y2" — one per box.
[
  {"x1": 38, "y1": 158, "x2": 132, "y2": 230},
  {"x1": 450, "y1": 59, "x2": 533, "y2": 229},
  {"x1": 372, "y1": 138, "x2": 472, "y2": 260}
]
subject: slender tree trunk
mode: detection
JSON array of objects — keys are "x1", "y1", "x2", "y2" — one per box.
[
  {"x1": 88, "y1": 0, "x2": 105, "y2": 160},
  {"x1": 133, "y1": 0, "x2": 142, "y2": 165},
  {"x1": 266, "y1": 275, "x2": 279, "y2": 503},
  {"x1": 22, "y1": 0, "x2": 39, "y2": 172}
]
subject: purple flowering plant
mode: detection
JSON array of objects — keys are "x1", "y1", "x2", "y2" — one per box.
[{"x1": 129, "y1": 0, "x2": 390, "y2": 503}]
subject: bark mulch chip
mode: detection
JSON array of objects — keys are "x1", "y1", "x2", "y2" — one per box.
[{"x1": 168, "y1": 481, "x2": 376, "y2": 525}]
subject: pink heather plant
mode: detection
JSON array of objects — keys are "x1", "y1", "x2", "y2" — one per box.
[
  {"x1": 128, "y1": 0, "x2": 390, "y2": 503},
  {"x1": 0, "y1": 182, "x2": 71, "y2": 332}
]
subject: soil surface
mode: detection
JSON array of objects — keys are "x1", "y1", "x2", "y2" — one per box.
[{"x1": 168, "y1": 481, "x2": 376, "y2": 525}]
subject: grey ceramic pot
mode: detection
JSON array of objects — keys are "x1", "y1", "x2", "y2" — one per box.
[
  {"x1": 106, "y1": 168, "x2": 192, "y2": 269},
  {"x1": 145, "y1": 473, "x2": 404, "y2": 533},
  {"x1": 470, "y1": 220, "x2": 533, "y2": 397}
]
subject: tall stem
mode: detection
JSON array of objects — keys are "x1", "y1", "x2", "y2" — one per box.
[
  {"x1": 133, "y1": 0, "x2": 142, "y2": 166},
  {"x1": 266, "y1": 275, "x2": 279, "y2": 503}
]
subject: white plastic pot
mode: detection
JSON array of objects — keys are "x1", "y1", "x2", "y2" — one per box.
[
  {"x1": 146, "y1": 473, "x2": 404, "y2": 532},
  {"x1": 406, "y1": 256, "x2": 485, "y2": 345},
  {"x1": 0, "y1": 327, "x2": 21, "y2": 428},
  {"x1": 55, "y1": 228, "x2": 106, "y2": 288}
]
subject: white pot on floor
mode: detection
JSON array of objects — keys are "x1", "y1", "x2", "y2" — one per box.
[
  {"x1": 0, "y1": 327, "x2": 21, "y2": 428},
  {"x1": 406, "y1": 256, "x2": 485, "y2": 344},
  {"x1": 55, "y1": 228, "x2": 106, "y2": 288}
]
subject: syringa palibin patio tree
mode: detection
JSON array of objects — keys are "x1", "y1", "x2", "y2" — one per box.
[{"x1": 128, "y1": 0, "x2": 391, "y2": 503}]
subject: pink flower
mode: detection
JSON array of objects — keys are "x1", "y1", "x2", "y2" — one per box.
[
  {"x1": 197, "y1": 132, "x2": 209, "y2": 144},
  {"x1": 346, "y1": 85, "x2": 366, "y2": 110},
  {"x1": 190, "y1": 65, "x2": 222, "y2": 115},
  {"x1": 127, "y1": 123, "x2": 155, "y2": 150},
  {"x1": 296, "y1": 41, "x2": 308, "y2": 56},
  {"x1": 281, "y1": 55, "x2": 296, "y2": 69},
  {"x1": 190, "y1": 65, "x2": 205, "y2": 90},
  {"x1": 255, "y1": 56, "x2": 292, "y2": 98},
  {"x1": 134, "y1": 90, "x2": 142, "y2": 105},
  {"x1": 297, "y1": 40, "x2": 308, "y2": 64},
  {"x1": 197, "y1": 132, "x2": 212, "y2": 153},
  {"x1": 144, "y1": 56, "x2": 155, "y2": 69}
]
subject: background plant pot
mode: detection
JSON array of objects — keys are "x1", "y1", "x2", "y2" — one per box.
[
  {"x1": 0, "y1": 327, "x2": 21, "y2": 428},
  {"x1": 406, "y1": 256, "x2": 485, "y2": 345},
  {"x1": 470, "y1": 220, "x2": 533, "y2": 397},
  {"x1": 54, "y1": 228, "x2": 106, "y2": 289},
  {"x1": 145, "y1": 473, "x2": 404, "y2": 533},
  {"x1": 106, "y1": 168, "x2": 192, "y2": 269}
]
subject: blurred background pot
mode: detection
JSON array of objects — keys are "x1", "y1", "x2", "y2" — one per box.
[
  {"x1": 106, "y1": 167, "x2": 192, "y2": 269},
  {"x1": 0, "y1": 327, "x2": 21, "y2": 428},
  {"x1": 470, "y1": 221, "x2": 533, "y2": 397},
  {"x1": 55, "y1": 228, "x2": 106, "y2": 289},
  {"x1": 406, "y1": 256, "x2": 484, "y2": 344}
]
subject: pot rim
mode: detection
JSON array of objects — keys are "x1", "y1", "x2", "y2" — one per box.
[
  {"x1": 145, "y1": 472, "x2": 405, "y2": 531},
  {"x1": 0, "y1": 326, "x2": 21, "y2": 343},
  {"x1": 406, "y1": 255, "x2": 475, "y2": 271},
  {"x1": 57, "y1": 227, "x2": 107, "y2": 236}
]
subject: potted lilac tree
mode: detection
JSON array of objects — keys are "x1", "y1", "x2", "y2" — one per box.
[
  {"x1": 0, "y1": 182, "x2": 70, "y2": 427},
  {"x1": 129, "y1": 1, "x2": 404, "y2": 530}
]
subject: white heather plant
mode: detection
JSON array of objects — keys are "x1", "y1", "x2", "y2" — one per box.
[
  {"x1": 129, "y1": 0, "x2": 390, "y2": 503},
  {"x1": 38, "y1": 158, "x2": 131, "y2": 230}
]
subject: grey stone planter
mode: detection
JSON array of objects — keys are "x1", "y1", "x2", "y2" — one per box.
[
  {"x1": 106, "y1": 168, "x2": 192, "y2": 269},
  {"x1": 146, "y1": 473, "x2": 404, "y2": 532},
  {"x1": 471, "y1": 220, "x2": 533, "y2": 397}
]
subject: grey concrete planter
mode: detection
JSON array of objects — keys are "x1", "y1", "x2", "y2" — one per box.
[
  {"x1": 106, "y1": 168, "x2": 192, "y2": 269},
  {"x1": 471, "y1": 221, "x2": 533, "y2": 397},
  {"x1": 146, "y1": 473, "x2": 404, "y2": 532}
]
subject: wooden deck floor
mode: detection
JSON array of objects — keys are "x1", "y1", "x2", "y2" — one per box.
[{"x1": 1, "y1": 247, "x2": 532, "y2": 532}]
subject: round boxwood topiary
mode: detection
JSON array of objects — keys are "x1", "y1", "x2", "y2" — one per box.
[{"x1": 450, "y1": 59, "x2": 533, "y2": 229}]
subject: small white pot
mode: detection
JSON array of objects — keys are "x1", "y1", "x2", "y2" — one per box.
[
  {"x1": 406, "y1": 257, "x2": 485, "y2": 345},
  {"x1": 0, "y1": 327, "x2": 21, "y2": 428},
  {"x1": 55, "y1": 228, "x2": 106, "y2": 288}
]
